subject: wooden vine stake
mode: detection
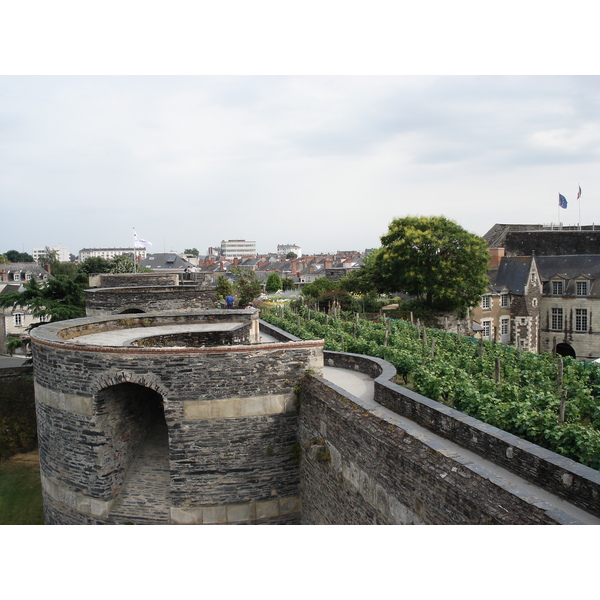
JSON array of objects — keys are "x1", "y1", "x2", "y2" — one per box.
[
  {"x1": 557, "y1": 358, "x2": 566, "y2": 424},
  {"x1": 495, "y1": 357, "x2": 501, "y2": 383},
  {"x1": 430, "y1": 339, "x2": 436, "y2": 360}
]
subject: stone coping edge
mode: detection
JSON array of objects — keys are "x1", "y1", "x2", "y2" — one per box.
[{"x1": 323, "y1": 350, "x2": 600, "y2": 519}]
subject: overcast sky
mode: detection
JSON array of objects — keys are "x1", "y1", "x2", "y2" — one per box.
[
  {"x1": 2, "y1": 75, "x2": 599, "y2": 258},
  {"x1": 2, "y1": 4, "x2": 599, "y2": 259}
]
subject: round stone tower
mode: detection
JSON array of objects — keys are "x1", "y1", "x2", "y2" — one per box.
[{"x1": 30, "y1": 310, "x2": 323, "y2": 524}]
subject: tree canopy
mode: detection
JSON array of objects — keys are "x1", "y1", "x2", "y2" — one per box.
[
  {"x1": 373, "y1": 216, "x2": 489, "y2": 313},
  {"x1": 4, "y1": 250, "x2": 34, "y2": 263},
  {"x1": 78, "y1": 255, "x2": 152, "y2": 274},
  {"x1": 230, "y1": 267, "x2": 262, "y2": 306},
  {"x1": 0, "y1": 273, "x2": 87, "y2": 325},
  {"x1": 265, "y1": 273, "x2": 283, "y2": 293}
]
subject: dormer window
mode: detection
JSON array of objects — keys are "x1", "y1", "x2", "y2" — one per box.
[
  {"x1": 552, "y1": 280, "x2": 564, "y2": 295},
  {"x1": 576, "y1": 281, "x2": 589, "y2": 296},
  {"x1": 500, "y1": 294, "x2": 510, "y2": 308},
  {"x1": 481, "y1": 295, "x2": 491, "y2": 310}
]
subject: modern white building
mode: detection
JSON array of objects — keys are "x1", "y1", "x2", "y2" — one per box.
[
  {"x1": 220, "y1": 240, "x2": 257, "y2": 259},
  {"x1": 78, "y1": 247, "x2": 147, "y2": 262},
  {"x1": 32, "y1": 246, "x2": 70, "y2": 263},
  {"x1": 277, "y1": 244, "x2": 302, "y2": 258}
]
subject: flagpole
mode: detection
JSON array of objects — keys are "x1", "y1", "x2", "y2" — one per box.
[{"x1": 578, "y1": 183, "x2": 581, "y2": 230}]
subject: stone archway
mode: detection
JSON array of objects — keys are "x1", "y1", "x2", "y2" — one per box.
[
  {"x1": 95, "y1": 382, "x2": 171, "y2": 523},
  {"x1": 556, "y1": 342, "x2": 576, "y2": 358}
]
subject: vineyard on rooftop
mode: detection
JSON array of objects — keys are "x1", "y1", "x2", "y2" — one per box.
[{"x1": 261, "y1": 304, "x2": 600, "y2": 470}]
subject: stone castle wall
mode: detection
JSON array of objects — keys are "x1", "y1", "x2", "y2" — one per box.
[
  {"x1": 299, "y1": 352, "x2": 600, "y2": 524},
  {"x1": 88, "y1": 273, "x2": 180, "y2": 288},
  {"x1": 30, "y1": 313, "x2": 323, "y2": 524},
  {"x1": 85, "y1": 286, "x2": 218, "y2": 316}
]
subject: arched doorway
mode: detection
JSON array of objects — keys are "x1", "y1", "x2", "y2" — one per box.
[
  {"x1": 556, "y1": 342, "x2": 576, "y2": 358},
  {"x1": 95, "y1": 382, "x2": 170, "y2": 523}
]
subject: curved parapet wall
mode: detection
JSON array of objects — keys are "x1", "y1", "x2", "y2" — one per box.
[
  {"x1": 300, "y1": 351, "x2": 600, "y2": 524},
  {"x1": 85, "y1": 286, "x2": 218, "y2": 316},
  {"x1": 88, "y1": 273, "x2": 180, "y2": 288},
  {"x1": 30, "y1": 311, "x2": 323, "y2": 525}
]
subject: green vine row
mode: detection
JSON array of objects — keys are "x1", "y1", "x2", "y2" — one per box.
[{"x1": 262, "y1": 306, "x2": 600, "y2": 470}]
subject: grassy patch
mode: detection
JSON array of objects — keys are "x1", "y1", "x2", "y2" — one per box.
[{"x1": 0, "y1": 450, "x2": 44, "y2": 525}]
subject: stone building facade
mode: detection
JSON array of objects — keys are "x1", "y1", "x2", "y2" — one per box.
[{"x1": 473, "y1": 253, "x2": 600, "y2": 359}]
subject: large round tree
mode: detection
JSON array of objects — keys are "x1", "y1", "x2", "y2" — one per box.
[{"x1": 374, "y1": 216, "x2": 490, "y2": 313}]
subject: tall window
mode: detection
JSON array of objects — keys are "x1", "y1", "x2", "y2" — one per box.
[
  {"x1": 482, "y1": 320, "x2": 491, "y2": 338},
  {"x1": 576, "y1": 281, "x2": 588, "y2": 296},
  {"x1": 552, "y1": 281, "x2": 564, "y2": 295},
  {"x1": 501, "y1": 318, "x2": 509, "y2": 336},
  {"x1": 575, "y1": 309, "x2": 588, "y2": 332},
  {"x1": 481, "y1": 296, "x2": 491, "y2": 310},
  {"x1": 501, "y1": 294, "x2": 509, "y2": 308},
  {"x1": 13, "y1": 313, "x2": 24, "y2": 327},
  {"x1": 551, "y1": 308, "x2": 563, "y2": 331}
]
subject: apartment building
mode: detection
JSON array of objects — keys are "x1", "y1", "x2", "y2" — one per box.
[
  {"x1": 78, "y1": 247, "x2": 147, "y2": 262},
  {"x1": 220, "y1": 240, "x2": 256, "y2": 260}
]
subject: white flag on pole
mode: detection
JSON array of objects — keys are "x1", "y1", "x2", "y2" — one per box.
[{"x1": 133, "y1": 230, "x2": 153, "y2": 248}]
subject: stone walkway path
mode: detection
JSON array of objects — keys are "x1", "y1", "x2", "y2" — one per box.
[{"x1": 108, "y1": 421, "x2": 171, "y2": 525}]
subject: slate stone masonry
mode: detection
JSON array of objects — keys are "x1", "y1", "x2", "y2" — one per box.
[{"x1": 30, "y1": 311, "x2": 323, "y2": 524}]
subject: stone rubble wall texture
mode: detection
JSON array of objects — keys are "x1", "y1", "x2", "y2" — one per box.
[
  {"x1": 89, "y1": 273, "x2": 180, "y2": 288},
  {"x1": 85, "y1": 287, "x2": 218, "y2": 316},
  {"x1": 299, "y1": 351, "x2": 600, "y2": 525},
  {"x1": 30, "y1": 314, "x2": 323, "y2": 525}
]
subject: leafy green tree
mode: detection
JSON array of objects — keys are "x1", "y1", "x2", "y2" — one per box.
[
  {"x1": 301, "y1": 277, "x2": 336, "y2": 300},
  {"x1": 37, "y1": 246, "x2": 78, "y2": 278},
  {"x1": 373, "y1": 216, "x2": 489, "y2": 313},
  {"x1": 340, "y1": 249, "x2": 385, "y2": 295},
  {"x1": 184, "y1": 248, "x2": 199, "y2": 256},
  {"x1": 216, "y1": 275, "x2": 234, "y2": 299},
  {"x1": 5, "y1": 250, "x2": 34, "y2": 262},
  {"x1": 107, "y1": 255, "x2": 152, "y2": 273},
  {"x1": 230, "y1": 266, "x2": 262, "y2": 306},
  {"x1": 0, "y1": 254, "x2": 8, "y2": 264},
  {"x1": 78, "y1": 256, "x2": 113, "y2": 274},
  {"x1": 282, "y1": 277, "x2": 296, "y2": 291},
  {"x1": 265, "y1": 273, "x2": 283, "y2": 293},
  {"x1": 0, "y1": 273, "x2": 88, "y2": 325},
  {"x1": 286, "y1": 252, "x2": 298, "y2": 259}
]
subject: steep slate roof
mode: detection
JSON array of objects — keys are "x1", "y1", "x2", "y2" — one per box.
[
  {"x1": 0, "y1": 263, "x2": 52, "y2": 281},
  {"x1": 535, "y1": 255, "x2": 600, "y2": 296},
  {"x1": 139, "y1": 253, "x2": 194, "y2": 271},
  {"x1": 492, "y1": 256, "x2": 534, "y2": 295}
]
